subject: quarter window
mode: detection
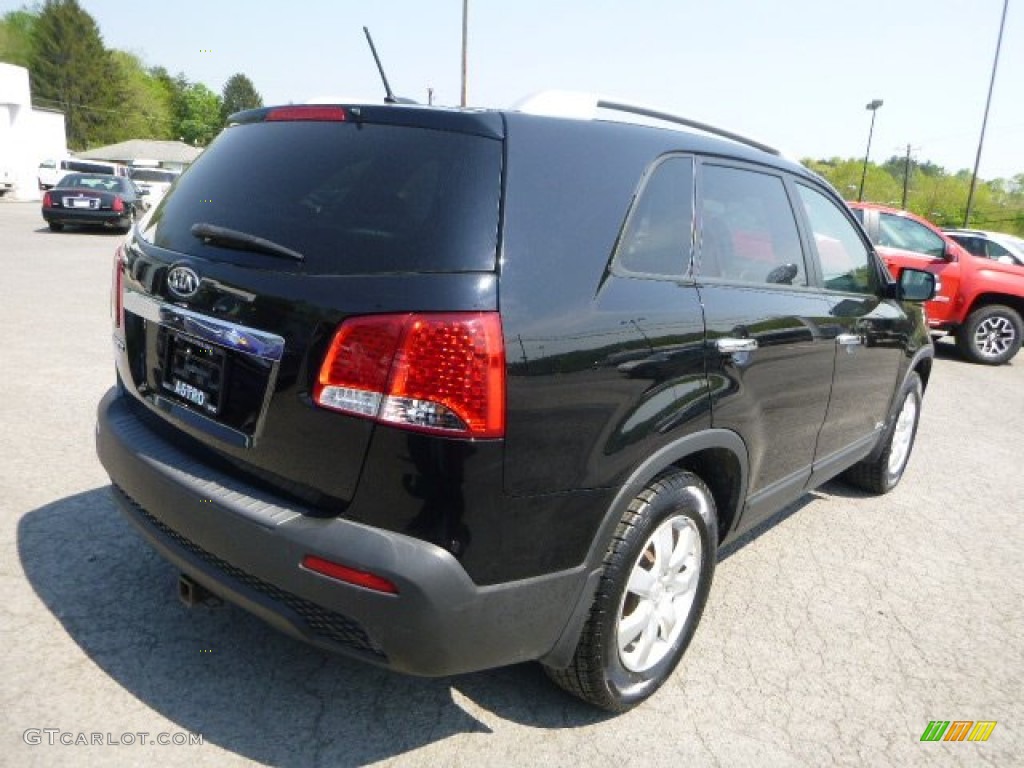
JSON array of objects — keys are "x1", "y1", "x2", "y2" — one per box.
[
  {"x1": 699, "y1": 165, "x2": 807, "y2": 286},
  {"x1": 614, "y1": 156, "x2": 694, "y2": 277},
  {"x1": 796, "y1": 184, "x2": 876, "y2": 294}
]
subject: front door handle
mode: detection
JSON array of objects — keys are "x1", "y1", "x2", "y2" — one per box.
[{"x1": 716, "y1": 338, "x2": 759, "y2": 354}]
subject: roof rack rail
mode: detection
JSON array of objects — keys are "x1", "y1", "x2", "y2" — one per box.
[{"x1": 512, "y1": 90, "x2": 780, "y2": 156}]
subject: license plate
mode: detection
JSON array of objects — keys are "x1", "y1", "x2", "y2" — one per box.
[
  {"x1": 161, "y1": 333, "x2": 227, "y2": 415},
  {"x1": 71, "y1": 198, "x2": 92, "y2": 209}
]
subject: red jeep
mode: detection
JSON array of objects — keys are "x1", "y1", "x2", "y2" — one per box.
[{"x1": 849, "y1": 202, "x2": 1024, "y2": 365}]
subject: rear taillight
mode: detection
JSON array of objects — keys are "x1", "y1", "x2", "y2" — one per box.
[
  {"x1": 315, "y1": 312, "x2": 505, "y2": 438},
  {"x1": 266, "y1": 106, "x2": 348, "y2": 122},
  {"x1": 112, "y1": 196, "x2": 125, "y2": 212},
  {"x1": 42, "y1": 191, "x2": 52, "y2": 207},
  {"x1": 112, "y1": 246, "x2": 124, "y2": 328}
]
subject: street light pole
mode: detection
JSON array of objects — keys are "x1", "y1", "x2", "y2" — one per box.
[
  {"x1": 857, "y1": 99, "x2": 884, "y2": 202},
  {"x1": 964, "y1": 0, "x2": 1009, "y2": 227},
  {"x1": 460, "y1": 0, "x2": 469, "y2": 107}
]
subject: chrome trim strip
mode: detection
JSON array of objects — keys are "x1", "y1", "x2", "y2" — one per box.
[{"x1": 122, "y1": 290, "x2": 285, "y2": 361}]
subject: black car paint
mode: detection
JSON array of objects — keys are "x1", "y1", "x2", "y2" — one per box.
[
  {"x1": 96, "y1": 105, "x2": 933, "y2": 676},
  {"x1": 42, "y1": 175, "x2": 147, "y2": 230}
]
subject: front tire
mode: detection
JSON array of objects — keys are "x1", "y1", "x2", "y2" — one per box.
[
  {"x1": 544, "y1": 470, "x2": 717, "y2": 711},
  {"x1": 842, "y1": 372, "x2": 922, "y2": 494},
  {"x1": 956, "y1": 305, "x2": 1022, "y2": 365}
]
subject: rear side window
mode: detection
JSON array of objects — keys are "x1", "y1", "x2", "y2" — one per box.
[
  {"x1": 699, "y1": 165, "x2": 807, "y2": 286},
  {"x1": 614, "y1": 156, "x2": 694, "y2": 277},
  {"x1": 141, "y1": 121, "x2": 502, "y2": 275}
]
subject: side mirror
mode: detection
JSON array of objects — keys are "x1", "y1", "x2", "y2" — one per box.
[
  {"x1": 944, "y1": 242, "x2": 959, "y2": 261},
  {"x1": 899, "y1": 267, "x2": 935, "y2": 302}
]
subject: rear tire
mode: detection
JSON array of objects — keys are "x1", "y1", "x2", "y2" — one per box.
[
  {"x1": 48, "y1": 222, "x2": 64, "y2": 232},
  {"x1": 841, "y1": 373, "x2": 922, "y2": 494},
  {"x1": 956, "y1": 305, "x2": 1022, "y2": 365},
  {"x1": 544, "y1": 470, "x2": 716, "y2": 711}
]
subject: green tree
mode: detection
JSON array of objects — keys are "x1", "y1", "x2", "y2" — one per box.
[
  {"x1": 221, "y1": 72, "x2": 262, "y2": 120},
  {"x1": 109, "y1": 50, "x2": 175, "y2": 140},
  {"x1": 28, "y1": 0, "x2": 119, "y2": 149},
  {"x1": 0, "y1": 6, "x2": 40, "y2": 67},
  {"x1": 178, "y1": 82, "x2": 222, "y2": 145}
]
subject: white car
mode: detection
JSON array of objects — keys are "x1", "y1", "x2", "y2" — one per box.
[
  {"x1": 942, "y1": 228, "x2": 1024, "y2": 267},
  {"x1": 128, "y1": 167, "x2": 181, "y2": 207}
]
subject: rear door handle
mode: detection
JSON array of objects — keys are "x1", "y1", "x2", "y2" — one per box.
[
  {"x1": 716, "y1": 338, "x2": 758, "y2": 354},
  {"x1": 837, "y1": 333, "x2": 863, "y2": 347}
]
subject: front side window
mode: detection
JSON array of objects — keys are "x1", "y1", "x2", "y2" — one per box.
[
  {"x1": 614, "y1": 156, "x2": 694, "y2": 277},
  {"x1": 797, "y1": 184, "x2": 876, "y2": 294},
  {"x1": 699, "y1": 165, "x2": 807, "y2": 286},
  {"x1": 877, "y1": 213, "x2": 946, "y2": 258}
]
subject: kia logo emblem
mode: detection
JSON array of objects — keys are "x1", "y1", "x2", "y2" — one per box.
[{"x1": 167, "y1": 265, "x2": 200, "y2": 300}]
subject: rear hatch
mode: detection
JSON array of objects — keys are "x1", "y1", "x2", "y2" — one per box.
[{"x1": 114, "y1": 105, "x2": 504, "y2": 512}]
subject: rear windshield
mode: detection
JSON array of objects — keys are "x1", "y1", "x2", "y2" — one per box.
[
  {"x1": 140, "y1": 121, "x2": 502, "y2": 275},
  {"x1": 131, "y1": 169, "x2": 178, "y2": 183}
]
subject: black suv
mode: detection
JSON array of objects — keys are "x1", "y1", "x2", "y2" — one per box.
[{"x1": 96, "y1": 96, "x2": 936, "y2": 711}]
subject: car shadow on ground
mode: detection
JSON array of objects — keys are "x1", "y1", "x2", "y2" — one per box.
[
  {"x1": 21, "y1": 483, "x2": 839, "y2": 761},
  {"x1": 33, "y1": 226, "x2": 127, "y2": 235},
  {"x1": 18, "y1": 487, "x2": 614, "y2": 765}
]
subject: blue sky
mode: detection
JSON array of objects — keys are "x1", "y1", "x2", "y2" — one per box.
[{"x1": 7, "y1": 0, "x2": 1022, "y2": 178}]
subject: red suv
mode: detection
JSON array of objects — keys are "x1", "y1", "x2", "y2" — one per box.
[{"x1": 849, "y1": 202, "x2": 1024, "y2": 365}]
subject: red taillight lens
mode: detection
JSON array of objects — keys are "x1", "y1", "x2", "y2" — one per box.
[
  {"x1": 301, "y1": 555, "x2": 398, "y2": 594},
  {"x1": 112, "y1": 246, "x2": 124, "y2": 328},
  {"x1": 266, "y1": 106, "x2": 348, "y2": 122},
  {"x1": 315, "y1": 315, "x2": 406, "y2": 417},
  {"x1": 42, "y1": 191, "x2": 52, "y2": 207},
  {"x1": 112, "y1": 195, "x2": 125, "y2": 212},
  {"x1": 315, "y1": 312, "x2": 506, "y2": 438}
]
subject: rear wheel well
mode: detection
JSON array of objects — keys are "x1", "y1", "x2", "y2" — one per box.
[{"x1": 675, "y1": 448, "x2": 742, "y2": 543}]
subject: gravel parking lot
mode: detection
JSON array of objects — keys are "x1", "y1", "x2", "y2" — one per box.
[{"x1": 1, "y1": 199, "x2": 1021, "y2": 767}]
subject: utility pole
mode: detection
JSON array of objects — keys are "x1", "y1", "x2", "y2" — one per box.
[
  {"x1": 964, "y1": 0, "x2": 1009, "y2": 227},
  {"x1": 460, "y1": 0, "x2": 469, "y2": 107},
  {"x1": 901, "y1": 143, "x2": 913, "y2": 209}
]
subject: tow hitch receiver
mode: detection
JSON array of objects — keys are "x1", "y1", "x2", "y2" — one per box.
[{"x1": 177, "y1": 573, "x2": 220, "y2": 607}]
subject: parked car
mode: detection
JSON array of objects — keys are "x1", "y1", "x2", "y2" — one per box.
[
  {"x1": 38, "y1": 158, "x2": 130, "y2": 190},
  {"x1": 942, "y1": 228, "x2": 1024, "y2": 267},
  {"x1": 42, "y1": 173, "x2": 148, "y2": 233},
  {"x1": 96, "y1": 96, "x2": 935, "y2": 712},
  {"x1": 849, "y1": 202, "x2": 1024, "y2": 365},
  {"x1": 128, "y1": 167, "x2": 180, "y2": 208}
]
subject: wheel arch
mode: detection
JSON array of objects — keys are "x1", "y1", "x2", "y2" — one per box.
[
  {"x1": 963, "y1": 292, "x2": 1024, "y2": 322},
  {"x1": 540, "y1": 429, "x2": 748, "y2": 669}
]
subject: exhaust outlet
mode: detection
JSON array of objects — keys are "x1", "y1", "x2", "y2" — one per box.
[{"x1": 177, "y1": 573, "x2": 218, "y2": 607}]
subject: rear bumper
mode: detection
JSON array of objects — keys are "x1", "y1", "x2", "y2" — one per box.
[
  {"x1": 43, "y1": 208, "x2": 129, "y2": 228},
  {"x1": 95, "y1": 388, "x2": 587, "y2": 676}
]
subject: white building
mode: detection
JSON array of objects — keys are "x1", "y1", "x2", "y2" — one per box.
[{"x1": 0, "y1": 62, "x2": 68, "y2": 200}]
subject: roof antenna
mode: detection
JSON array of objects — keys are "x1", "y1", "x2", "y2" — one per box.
[{"x1": 363, "y1": 26, "x2": 411, "y2": 104}]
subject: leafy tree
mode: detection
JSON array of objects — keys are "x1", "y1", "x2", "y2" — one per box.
[
  {"x1": 0, "y1": 6, "x2": 40, "y2": 67},
  {"x1": 221, "y1": 72, "x2": 262, "y2": 120},
  {"x1": 178, "y1": 81, "x2": 223, "y2": 145},
  {"x1": 806, "y1": 156, "x2": 1024, "y2": 236},
  {"x1": 28, "y1": 0, "x2": 119, "y2": 148},
  {"x1": 109, "y1": 50, "x2": 175, "y2": 140}
]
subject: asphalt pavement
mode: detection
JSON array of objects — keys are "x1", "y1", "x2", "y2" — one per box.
[{"x1": 1, "y1": 200, "x2": 1021, "y2": 767}]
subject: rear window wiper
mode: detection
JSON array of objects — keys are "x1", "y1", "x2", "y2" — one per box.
[{"x1": 191, "y1": 222, "x2": 305, "y2": 262}]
